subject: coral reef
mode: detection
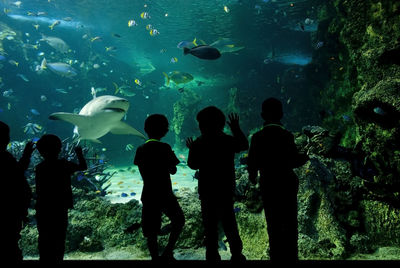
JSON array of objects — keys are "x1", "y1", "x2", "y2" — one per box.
[{"x1": 171, "y1": 89, "x2": 202, "y2": 149}]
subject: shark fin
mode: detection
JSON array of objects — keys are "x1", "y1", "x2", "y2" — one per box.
[
  {"x1": 49, "y1": 112, "x2": 88, "y2": 127},
  {"x1": 110, "y1": 121, "x2": 146, "y2": 139}
]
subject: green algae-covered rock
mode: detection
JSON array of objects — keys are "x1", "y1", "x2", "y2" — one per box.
[
  {"x1": 361, "y1": 200, "x2": 400, "y2": 247},
  {"x1": 20, "y1": 189, "x2": 145, "y2": 257}
]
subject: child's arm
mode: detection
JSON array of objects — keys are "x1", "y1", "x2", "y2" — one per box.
[
  {"x1": 247, "y1": 135, "x2": 258, "y2": 184},
  {"x1": 18, "y1": 141, "x2": 34, "y2": 171},
  {"x1": 74, "y1": 146, "x2": 87, "y2": 171},
  {"x1": 186, "y1": 137, "x2": 200, "y2": 170},
  {"x1": 227, "y1": 113, "x2": 249, "y2": 152}
]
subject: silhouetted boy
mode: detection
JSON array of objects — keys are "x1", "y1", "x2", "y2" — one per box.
[
  {"x1": 186, "y1": 106, "x2": 248, "y2": 262},
  {"x1": 0, "y1": 121, "x2": 33, "y2": 262},
  {"x1": 134, "y1": 114, "x2": 185, "y2": 261},
  {"x1": 247, "y1": 98, "x2": 308, "y2": 261},
  {"x1": 35, "y1": 134, "x2": 87, "y2": 262}
]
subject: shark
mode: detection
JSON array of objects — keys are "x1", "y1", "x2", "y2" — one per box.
[{"x1": 49, "y1": 95, "x2": 146, "y2": 143}]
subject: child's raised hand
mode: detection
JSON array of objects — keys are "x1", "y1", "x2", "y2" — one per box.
[
  {"x1": 227, "y1": 113, "x2": 240, "y2": 130},
  {"x1": 186, "y1": 137, "x2": 194, "y2": 149},
  {"x1": 74, "y1": 146, "x2": 83, "y2": 155},
  {"x1": 23, "y1": 141, "x2": 35, "y2": 156}
]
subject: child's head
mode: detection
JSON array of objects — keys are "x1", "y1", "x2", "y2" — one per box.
[
  {"x1": 36, "y1": 134, "x2": 62, "y2": 159},
  {"x1": 144, "y1": 114, "x2": 169, "y2": 140},
  {"x1": 261, "y1": 98, "x2": 283, "y2": 122},
  {"x1": 196, "y1": 106, "x2": 225, "y2": 135},
  {"x1": 0, "y1": 121, "x2": 10, "y2": 151}
]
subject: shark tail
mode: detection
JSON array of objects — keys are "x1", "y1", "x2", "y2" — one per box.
[{"x1": 162, "y1": 72, "x2": 170, "y2": 86}]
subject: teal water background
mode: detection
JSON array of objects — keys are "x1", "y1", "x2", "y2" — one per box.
[{"x1": 0, "y1": 0, "x2": 322, "y2": 166}]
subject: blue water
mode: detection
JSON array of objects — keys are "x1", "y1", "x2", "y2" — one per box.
[{"x1": 0, "y1": 0, "x2": 322, "y2": 165}]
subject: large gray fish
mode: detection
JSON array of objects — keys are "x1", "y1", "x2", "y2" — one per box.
[
  {"x1": 40, "y1": 58, "x2": 77, "y2": 78},
  {"x1": 40, "y1": 35, "x2": 70, "y2": 53},
  {"x1": 49, "y1": 95, "x2": 145, "y2": 143}
]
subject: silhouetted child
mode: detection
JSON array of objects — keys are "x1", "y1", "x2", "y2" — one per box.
[
  {"x1": 247, "y1": 98, "x2": 308, "y2": 261},
  {"x1": 134, "y1": 114, "x2": 185, "y2": 261},
  {"x1": 34, "y1": 134, "x2": 87, "y2": 262},
  {"x1": 0, "y1": 121, "x2": 33, "y2": 262},
  {"x1": 186, "y1": 106, "x2": 248, "y2": 262}
]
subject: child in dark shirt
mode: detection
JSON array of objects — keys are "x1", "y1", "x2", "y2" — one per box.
[
  {"x1": 0, "y1": 121, "x2": 34, "y2": 263},
  {"x1": 134, "y1": 114, "x2": 185, "y2": 261},
  {"x1": 35, "y1": 134, "x2": 87, "y2": 262},
  {"x1": 247, "y1": 98, "x2": 308, "y2": 261},
  {"x1": 186, "y1": 106, "x2": 248, "y2": 262}
]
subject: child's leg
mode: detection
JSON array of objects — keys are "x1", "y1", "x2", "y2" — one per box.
[
  {"x1": 142, "y1": 201, "x2": 162, "y2": 260},
  {"x1": 221, "y1": 200, "x2": 245, "y2": 261},
  {"x1": 200, "y1": 199, "x2": 220, "y2": 261},
  {"x1": 146, "y1": 235, "x2": 159, "y2": 260},
  {"x1": 162, "y1": 197, "x2": 185, "y2": 257}
]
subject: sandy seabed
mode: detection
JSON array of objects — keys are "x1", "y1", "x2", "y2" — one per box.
[{"x1": 103, "y1": 164, "x2": 197, "y2": 204}]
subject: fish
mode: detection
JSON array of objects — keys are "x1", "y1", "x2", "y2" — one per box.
[
  {"x1": 49, "y1": 95, "x2": 146, "y2": 143},
  {"x1": 49, "y1": 20, "x2": 60, "y2": 30},
  {"x1": 12, "y1": 1, "x2": 22, "y2": 8},
  {"x1": 210, "y1": 38, "x2": 245, "y2": 54},
  {"x1": 177, "y1": 38, "x2": 198, "y2": 49},
  {"x1": 315, "y1": 41, "x2": 324, "y2": 50},
  {"x1": 145, "y1": 24, "x2": 153, "y2": 31},
  {"x1": 183, "y1": 45, "x2": 221, "y2": 60},
  {"x1": 40, "y1": 35, "x2": 69, "y2": 53},
  {"x1": 224, "y1": 6, "x2": 230, "y2": 13},
  {"x1": 128, "y1": 19, "x2": 137, "y2": 27},
  {"x1": 140, "y1": 12, "x2": 150, "y2": 19},
  {"x1": 134, "y1": 79, "x2": 142, "y2": 86},
  {"x1": 8, "y1": 60, "x2": 19, "y2": 67},
  {"x1": 342, "y1": 115, "x2": 351, "y2": 122},
  {"x1": 16, "y1": 73, "x2": 29, "y2": 82},
  {"x1": 40, "y1": 95, "x2": 47, "y2": 101},
  {"x1": 163, "y1": 71, "x2": 194, "y2": 86},
  {"x1": 55, "y1": 88, "x2": 68, "y2": 94},
  {"x1": 2, "y1": 89, "x2": 14, "y2": 98},
  {"x1": 117, "y1": 181, "x2": 124, "y2": 185},
  {"x1": 23, "y1": 123, "x2": 43, "y2": 135},
  {"x1": 130, "y1": 192, "x2": 136, "y2": 196},
  {"x1": 263, "y1": 55, "x2": 312, "y2": 66},
  {"x1": 170, "y1": 57, "x2": 178, "y2": 63},
  {"x1": 105, "y1": 46, "x2": 117, "y2": 52},
  {"x1": 373, "y1": 107, "x2": 386, "y2": 116},
  {"x1": 0, "y1": 55, "x2": 6, "y2": 61},
  {"x1": 121, "y1": 193, "x2": 128, "y2": 197},
  {"x1": 30, "y1": 109, "x2": 40, "y2": 115},
  {"x1": 40, "y1": 58, "x2": 77, "y2": 78},
  {"x1": 113, "y1": 82, "x2": 135, "y2": 97},
  {"x1": 112, "y1": 33, "x2": 121, "y2": 38},
  {"x1": 90, "y1": 36, "x2": 102, "y2": 42},
  {"x1": 149, "y1": 29, "x2": 159, "y2": 36}
]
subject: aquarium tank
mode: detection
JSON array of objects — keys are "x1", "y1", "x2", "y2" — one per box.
[{"x1": 1, "y1": 0, "x2": 400, "y2": 261}]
